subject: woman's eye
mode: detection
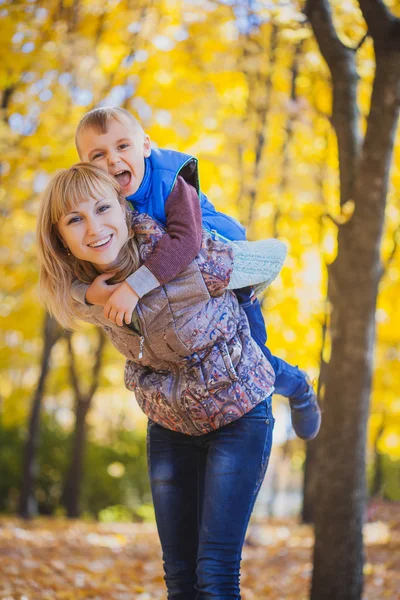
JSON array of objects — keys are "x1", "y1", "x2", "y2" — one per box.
[
  {"x1": 93, "y1": 153, "x2": 103, "y2": 159},
  {"x1": 98, "y1": 205, "x2": 110, "y2": 213},
  {"x1": 67, "y1": 216, "x2": 81, "y2": 225}
]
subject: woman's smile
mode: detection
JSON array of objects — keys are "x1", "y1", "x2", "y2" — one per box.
[{"x1": 87, "y1": 233, "x2": 113, "y2": 250}]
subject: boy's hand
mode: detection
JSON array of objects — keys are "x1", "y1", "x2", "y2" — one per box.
[
  {"x1": 86, "y1": 273, "x2": 120, "y2": 306},
  {"x1": 104, "y1": 282, "x2": 139, "y2": 326}
]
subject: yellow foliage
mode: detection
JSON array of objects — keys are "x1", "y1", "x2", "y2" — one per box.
[{"x1": 0, "y1": 0, "x2": 399, "y2": 469}]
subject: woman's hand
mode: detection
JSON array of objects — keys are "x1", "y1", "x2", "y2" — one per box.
[
  {"x1": 104, "y1": 282, "x2": 139, "y2": 326},
  {"x1": 86, "y1": 273, "x2": 120, "y2": 306}
]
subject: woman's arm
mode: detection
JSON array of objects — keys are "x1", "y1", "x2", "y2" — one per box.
[
  {"x1": 196, "y1": 234, "x2": 287, "y2": 298},
  {"x1": 227, "y1": 238, "x2": 288, "y2": 294}
]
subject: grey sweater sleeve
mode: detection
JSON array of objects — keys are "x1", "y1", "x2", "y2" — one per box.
[{"x1": 71, "y1": 279, "x2": 90, "y2": 305}]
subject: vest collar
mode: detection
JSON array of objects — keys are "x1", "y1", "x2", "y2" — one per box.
[{"x1": 126, "y1": 157, "x2": 152, "y2": 208}]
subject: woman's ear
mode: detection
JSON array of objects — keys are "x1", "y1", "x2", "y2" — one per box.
[
  {"x1": 56, "y1": 234, "x2": 69, "y2": 252},
  {"x1": 55, "y1": 223, "x2": 66, "y2": 248},
  {"x1": 57, "y1": 235, "x2": 66, "y2": 248}
]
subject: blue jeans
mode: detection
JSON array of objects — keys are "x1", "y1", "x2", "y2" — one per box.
[
  {"x1": 147, "y1": 398, "x2": 275, "y2": 599},
  {"x1": 236, "y1": 288, "x2": 308, "y2": 399}
]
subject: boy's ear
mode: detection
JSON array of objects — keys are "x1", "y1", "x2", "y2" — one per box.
[{"x1": 143, "y1": 134, "x2": 151, "y2": 158}]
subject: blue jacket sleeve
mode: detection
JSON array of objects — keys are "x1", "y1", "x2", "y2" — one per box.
[{"x1": 199, "y1": 192, "x2": 247, "y2": 241}]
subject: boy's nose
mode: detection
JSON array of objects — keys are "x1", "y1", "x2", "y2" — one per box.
[{"x1": 108, "y1": 153, "x2": 120, "y2": 166}]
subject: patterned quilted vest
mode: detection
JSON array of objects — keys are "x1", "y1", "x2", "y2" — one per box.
[
  {"x1": 120, "y1": 212, "x2": 275, "y2": 436},
  {"x1": 77, "y1": 211, "x2": 275, "y2": 436}
]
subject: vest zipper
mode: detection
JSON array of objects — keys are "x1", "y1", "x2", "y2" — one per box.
[{"x1": 138, "y1": 336, "x2": 145, "y2": 359}]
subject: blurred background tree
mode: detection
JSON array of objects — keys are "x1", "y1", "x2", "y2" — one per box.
[{"x1": 1, "y1": 1, "x2": 400, "y2": 598}]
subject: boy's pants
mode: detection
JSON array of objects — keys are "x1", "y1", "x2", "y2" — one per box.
[{"x1": 235, "y1": 288, "x2": 308, "y2": 399}]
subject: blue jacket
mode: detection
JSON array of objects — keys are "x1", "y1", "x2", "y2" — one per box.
[{"x1": 126, "y1": 148, "x2": 246, "y2": 241}]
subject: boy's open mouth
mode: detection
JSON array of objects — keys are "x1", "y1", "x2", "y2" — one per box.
[{"x1": 114, "y1": 170, "x2": 132, "y2": 189}]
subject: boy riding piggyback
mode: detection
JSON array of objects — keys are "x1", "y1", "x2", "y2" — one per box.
[{"x1": 73, "y1": 107, "x2": 321, "y2": 440}]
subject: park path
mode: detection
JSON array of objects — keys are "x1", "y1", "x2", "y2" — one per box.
[{"x1": 0, "y1": 503, "x2": 398, "y2": 600}]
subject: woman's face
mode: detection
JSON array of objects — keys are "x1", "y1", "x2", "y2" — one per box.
[{"x1": 57, "y1": 184, "x2": 129, "y2": 271}]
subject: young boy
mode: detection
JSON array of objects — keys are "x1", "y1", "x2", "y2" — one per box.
[{"x1": 72, "y1": 106, "x2": 321, "y2": 440}]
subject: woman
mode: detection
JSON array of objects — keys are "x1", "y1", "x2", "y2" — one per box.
[{"x1": 37, "y1": 163, "x2": 286, "y2": 599}]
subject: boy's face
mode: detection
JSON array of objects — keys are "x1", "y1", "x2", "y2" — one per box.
[{"x1": 77, "y1": 117, "x2": 151, "y2": 197}]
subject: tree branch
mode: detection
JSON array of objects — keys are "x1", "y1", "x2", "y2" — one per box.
[
  {"x1": 355, "y1": 32, "x2": 368, "y2": 51},
  {"x1": 381, "y1": 223, "x2": 400, "y2": 277},
  {"x1": 358, "y1": 0, "x2": 400, "y2": 47},
  {"x1": 65, "y1": 330, "x2": 106, "y2": 404},
  {"x1": 87, "y1": 329, "x2": 106, "y2": 400},
  {"x1": 305, "y1": 0, "x2": 362, "y2": 207},
  {"x1": 65, "y1": 332, "x2": 82, "y2": 403},
  {"x1": 304, "y1": 0, "x2": 351, "y2": 72}
]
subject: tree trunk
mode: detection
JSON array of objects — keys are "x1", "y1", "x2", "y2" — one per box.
[
  {"x1": 302, "y1": 300, "x2": 328, "y2": 524},
  {"x1": 62, "y1": 329, "x2": 105, "y2": 518},
  {"x1": 305, "y1": 2, "x2": 400, "y2": 599},
  {"x1": 19, "y1": 313, "x2": 61, "y2": 518},
  {"x1": 62, "y1": 397, "x2": 90, "y2": 518},
  {"x1": 370, "y1": 419, "x2": 385, "y2": 497},
  {"x1": 301, "y1": 437, "x2": 319, "y2": 524}
]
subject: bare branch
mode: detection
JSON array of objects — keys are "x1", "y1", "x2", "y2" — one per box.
[
  {"x1": 354, "y1": 32, "x2": 368, "y2": 51},
  {"x1": 358, "y1": 0, "x2": 400, "y2": 47},
  {"x1": 65, "y1": 329, "x2": 106, "y2": 403},
  {"x1": 381, "y1": 222, "x2": 400, "y2": 277},
  {"x1": 65, "y1": 332, "x2": 82, "y2": 403},
  {"x1": 321, "y1": 212, "x2": 341, "y2": 228},
  {"x1": 87, "y1": 329, "x2": 106, "y2": 400},
  {"x1": 304, "y1": 0, "x2": 352, "y2": 73},
  {"x1": 305, "y1": 0, "x2": 362, "y2": 207},
  {"x1": 246, "y1": 23, "x2": 279, "y2": 230}
]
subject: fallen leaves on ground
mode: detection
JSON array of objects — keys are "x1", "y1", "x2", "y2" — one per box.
[{"x1": 0, "y1": 503, "x2": 398, "y2": 600}]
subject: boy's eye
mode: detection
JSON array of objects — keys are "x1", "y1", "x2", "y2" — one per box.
[
  {"x1": 92, "y1": 153, "x2": 103, "y2": 160},
  {"x1": 118, "y1": 144, "x2": 129, "y2": 150},
  {"x1": 97, "y1": 205, "x2": 110, "y2": 213}
]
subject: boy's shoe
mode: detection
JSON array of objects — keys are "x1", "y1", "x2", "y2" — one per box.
[{"x1": 289, "y1": 375, "x2": 321, "y2": 441}]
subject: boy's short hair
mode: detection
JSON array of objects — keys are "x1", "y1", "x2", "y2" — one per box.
[{"x1": 75, "y1": 107, "x2": 143, "y2": 154}]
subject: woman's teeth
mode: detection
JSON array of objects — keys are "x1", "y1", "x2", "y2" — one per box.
[{"x1": 89, "y1": 235, "x2": 112, "y2": 248}]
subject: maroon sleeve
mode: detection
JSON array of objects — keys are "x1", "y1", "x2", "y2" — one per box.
[{"x1": 143, "y1": 176, "x2": 203, "y2": 285}]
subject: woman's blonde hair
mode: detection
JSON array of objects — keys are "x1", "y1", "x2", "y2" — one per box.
[{"x1": 37, "y1": 163, "x2": 140, "y2": 329}]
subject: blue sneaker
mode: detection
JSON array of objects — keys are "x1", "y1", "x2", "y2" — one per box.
[{"x1": 289, "y1": 374, "x2": 321, "y2": 441}]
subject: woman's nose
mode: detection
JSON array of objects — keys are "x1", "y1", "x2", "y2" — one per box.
[{"x1": 86, "y1": 217, "x2": 104, "y2": 236}]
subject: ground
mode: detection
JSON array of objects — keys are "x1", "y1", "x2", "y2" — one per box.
[{"x1": 0, "y1": 502, "x2": 398, "y2": 599}]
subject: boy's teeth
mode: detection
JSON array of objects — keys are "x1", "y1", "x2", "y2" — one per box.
[{"x1": 89, "y1": 235, "x2": 111, "y2": 248}]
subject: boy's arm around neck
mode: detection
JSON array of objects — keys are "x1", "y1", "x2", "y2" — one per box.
[{"x1": 126, "y1": 175, "x2": 203, "y2": 296}]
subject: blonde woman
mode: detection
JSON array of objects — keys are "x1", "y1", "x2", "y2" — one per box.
[{"x1": 37, "y1": 163, "x2": 285, "y2": 599}]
